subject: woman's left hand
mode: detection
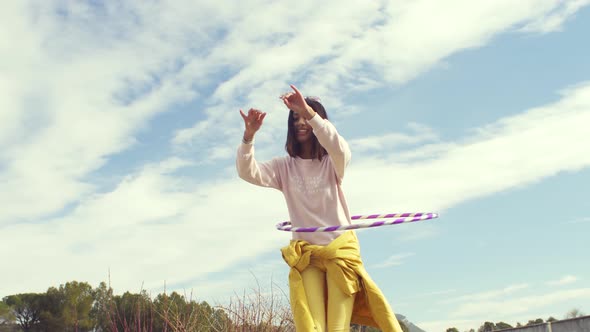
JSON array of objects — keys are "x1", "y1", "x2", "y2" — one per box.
[{"x1": 280, "y1": 85, "x2": 312, "y2": 115}]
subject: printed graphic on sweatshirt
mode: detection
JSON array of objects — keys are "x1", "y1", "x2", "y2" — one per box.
[{"x1": 291, "y1": 175, "x2": 328, "y2": 195}]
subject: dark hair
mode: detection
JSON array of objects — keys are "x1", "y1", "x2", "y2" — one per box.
[{"x1": 285, "y1": 98, "x2": 329, "y2": 160}]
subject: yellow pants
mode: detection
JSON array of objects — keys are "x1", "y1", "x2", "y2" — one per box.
[{"x1": 300, "y1": 265, "x2": 355, "y2": 332}]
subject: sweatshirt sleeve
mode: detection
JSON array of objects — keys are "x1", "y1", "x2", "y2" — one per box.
[
  {"x1": 307, "y1": 115, "x2": 351, "y2": 180},
  {"x1": 236, "y1": 142, "x2": 282, "y2": 190}
]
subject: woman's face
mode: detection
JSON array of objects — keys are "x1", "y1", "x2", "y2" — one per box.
[{"x1": 292, "y1": 112, "x2": 313, "y2": 143}]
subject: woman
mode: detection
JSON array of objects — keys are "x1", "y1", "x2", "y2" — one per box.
[{"x1": 237, "y1": 85, "x2": 402, "y2": 332}]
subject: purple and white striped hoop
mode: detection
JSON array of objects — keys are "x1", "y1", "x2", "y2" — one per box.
[{"x1": 276, "y1": 212, "x2": 438, "y2": 232}]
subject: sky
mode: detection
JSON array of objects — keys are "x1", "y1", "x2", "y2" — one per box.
[{"x1": 1, "y1": 1, "x2": 590, "y2": 331}]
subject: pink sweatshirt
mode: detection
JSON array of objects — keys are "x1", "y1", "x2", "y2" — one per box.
[{"x1": 236, "y1": 115, "x2": 352, "y2": 245}]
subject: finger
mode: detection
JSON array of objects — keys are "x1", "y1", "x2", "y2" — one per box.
[
  {"x1": 290, "y1": 84, "x2": 303, "y2": 97},
  {"x1": 239, "y1": 109, "x2": 247, "y2": 121},
  {"x1": 280, "y1": 92, "x2": 292, "y2": 101},
  {"x1": 259, "y1": 112, "x2": 267, "y2": 123},
  {"x1": 283, "y1": 99, "x2": 292, "y2": 110}
]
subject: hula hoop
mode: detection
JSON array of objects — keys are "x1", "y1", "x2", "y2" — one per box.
[{"x1": 276, "y1": 212, "x2": 438, "y2": 232}]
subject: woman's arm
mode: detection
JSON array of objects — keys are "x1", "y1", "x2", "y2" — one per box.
[
  {"x1": 281, "y1": 85, "x2": 351, "y2": 180},
  {"x1": 236, "y1": 142, "x2": 282, "y2": 190},
  {"x1": 236, "y1": 108, "x2": 282, "y2": 190},
  {"x1": 307, "y1": 116, "x2": 351, "y2": 180}
]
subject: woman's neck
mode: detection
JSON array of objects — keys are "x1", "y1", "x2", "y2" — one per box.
[{"x1": 299, "y1": 142, "x2": 313, "y2": 159}]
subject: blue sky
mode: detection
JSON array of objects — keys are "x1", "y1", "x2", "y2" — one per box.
[{"x1": 1, "y1": 1, "x2": 590, "y2": 331}]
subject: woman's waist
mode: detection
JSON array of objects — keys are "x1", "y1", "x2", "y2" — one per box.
[{"x1": 292, "y1": 230, "x2": 346, "y2": 246}]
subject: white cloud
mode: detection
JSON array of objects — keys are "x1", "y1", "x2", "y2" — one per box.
[
  {"x1": 0, "y1": 1, "x2": 223, "y2": 225},
  {"x1": 372, "y1": 253, "x2": 416, "y2": 269},
  {"x1": 344, "y1": 82, "x2": 590, "y2": 215},
  {"x1": 173, "y1": 0, "x2": 590, "y2": 149},
  {"x1": 442, "y1": 284, "x2": 530, "y2": 304},
  {"x1": 521, "y1": 0, "x2": 590, "y2": 33},
  {"x1": 417, "y1": 289, "x2": 458, "y2": 298},
  {"x1": 172, "y1": 260, "x2": 291, "y2": 306},
  {"x1": 567, "y1": 217, "x2": 590, "y2": 224},
  {"x1": 0, "y1": 156, "x2": 292, "y2": 296},
  {"x1": 547, "y1": 275, "x2": 579, "y2": 286},
  {"x1": 349, "y1": 123, "x2": 439, "y2": 153},
  {"x1": 419, "y1": 284, "x2": 590, "y2": 331},
  {"x1": 450, "y1": 288, "x2": 590, "y2": 318}
]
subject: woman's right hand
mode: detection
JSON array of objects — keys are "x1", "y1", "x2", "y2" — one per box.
[{"x1": 239, "y1": 108, "x2": 267, "y2": 140}]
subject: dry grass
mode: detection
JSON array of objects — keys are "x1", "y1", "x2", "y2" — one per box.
[
  {"x1": 102, "y1": 278, "x2": 294, "y2": 332},
  {"x1": 217, "y1": 278, "x2": 294, "y2": 332}
]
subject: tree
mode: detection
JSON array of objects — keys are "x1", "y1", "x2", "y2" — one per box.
[
  {"x1": 90, "y1": 282, "x2": 115, "y2": 332},
  {"x1": 38, "y1": 286, "x2": 66, "y2": 331},
  {"x1": 495, "y1": 321, "x2": 512, "y2": 330},
  {"x1": 446, "y1": 328, "x2": 459, "y2": 332},
  {"x1": 0, "y1": 301, "x2": 15, "y2": 325},
  {"x1": 525, "y1": 318, "x2": 544, "y2": 326},
  {"x1": 110, "y1": 291, "x2": 154, "y2": 332},
  {"x1": 546, "y1": 316, "x2": 558, "y2": 322},
  {"x1": 3, "y1": 293, "x2": 43, "y2": 331},
  {"x1": 60, "y1": 281, "x2": 95, "y2": 331},
  {"x1": 478, "y1": 321, "x2": 495, "y2": 332},
  {"x1": 565, "y1": 308, "x2": 584, "y2": 319},
  {"x1": 153, "y1": 291, "x2": 184, "y2": 330}
]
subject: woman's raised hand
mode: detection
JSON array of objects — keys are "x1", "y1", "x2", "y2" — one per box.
[
  {"x1": 280, "y1": 85, "x2": 309, "y2": 114},
  {"x1": 239, "y1": 108, "x2": 266, "y2": 139}
]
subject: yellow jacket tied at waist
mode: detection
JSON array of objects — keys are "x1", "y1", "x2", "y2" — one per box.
[{"x1": 281, "y1": 231, "x2": 403, "y2": 332}]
